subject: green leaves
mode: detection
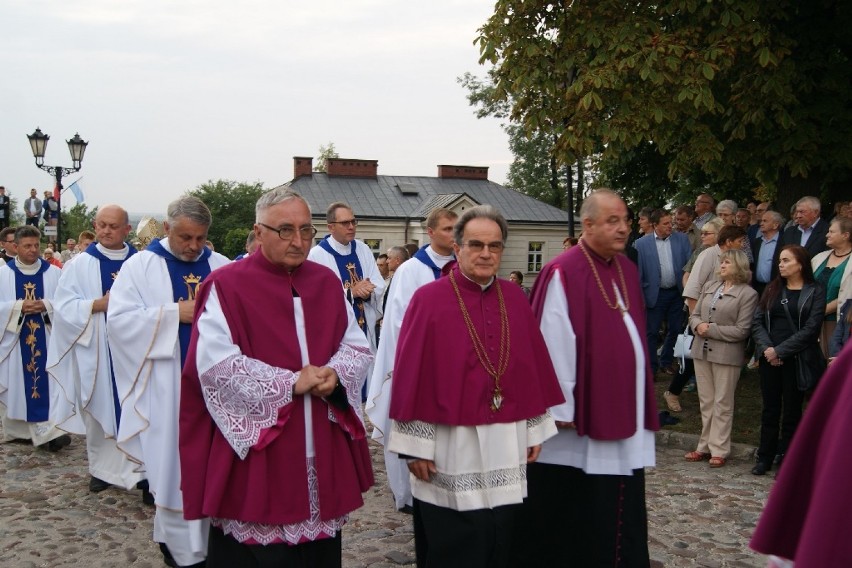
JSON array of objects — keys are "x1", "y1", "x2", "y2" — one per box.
[{"x1": 478, "y1": 0, "x2": 852, "y2": 204}]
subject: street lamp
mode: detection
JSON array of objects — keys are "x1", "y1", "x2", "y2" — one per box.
[{"x1": 26, "y1": 127, "x2": 88, "y2": 247}]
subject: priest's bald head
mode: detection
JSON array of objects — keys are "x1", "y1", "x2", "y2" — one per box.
[
  {"x1": 255, "y1": 188, "x2": 317, "y2": 272},
  {"x1": 580, "y1": 189, "x2": 630, "y2": 261},
  {"x1": 451, "y1": 205, "x2": 508, "y2": 286},
  {"x1": 164, "y1": 196, "x2": 212, "y2": 262},
  {"x1": 94, "y1": 205, "x2": 131, "y2": 250}
]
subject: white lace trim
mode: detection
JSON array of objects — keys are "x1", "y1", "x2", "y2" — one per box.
[
  {"x1": 430, "y1": 465, "x2": 526, "y2": 494},
  {"x1": 327, "y1": 343, "x2": 373, "y2": 412},
  {"x1": 212, "y1": 457, "x2": 346, "y2": 545},
  {"x1": 200, "y1": 354, "x2": 296, "y2": 459}
]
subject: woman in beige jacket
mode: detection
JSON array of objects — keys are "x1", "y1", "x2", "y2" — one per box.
[{"x1": 684, "y1": 250, "x2": 759, "y2": 467}]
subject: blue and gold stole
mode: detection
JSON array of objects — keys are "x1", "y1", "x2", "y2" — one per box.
[
  {"x1": 414, "y1": 245, "x2": 443, "y2": 280},
  {"x1": 85, "y1": 243, "x2": 137, "y2": 428},
  {"x1": 146, "y1": 239, "x2": 212, "y2": 368},
  {"x1": 318, "y1": 235, "x2": 368, "y2": 335},
  {"x1": 11, "y1": 260, "x2": 52, "y2": 422}
]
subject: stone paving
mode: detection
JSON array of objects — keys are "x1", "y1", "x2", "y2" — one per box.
[{"x1": 0, "y1": 432, "x2": 776, "y2": 567}]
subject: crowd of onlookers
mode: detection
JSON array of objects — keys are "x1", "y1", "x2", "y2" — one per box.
[{"x1": 620, "y1": 194, "x2": 851, "y2": 475}]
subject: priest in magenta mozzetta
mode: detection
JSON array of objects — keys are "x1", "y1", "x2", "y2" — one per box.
[
  {"x1": 180, "y1": 188, "x2": 374, "y2": 568},
  {"x1": 387, "y1": 205, "x2": 563, "y2": 568},
  {"x1": 516, "y1": 189, "x2": 659, "y2": 567}
]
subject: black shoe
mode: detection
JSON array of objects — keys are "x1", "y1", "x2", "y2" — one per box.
[
  {"x1": 399, "y1": 504, "x2": 414, "y2": 515},
  {"x1": 159, "y1": 543, "x2": 177, "y2": 568},
  {"x1": 47, "y1": 434, "x2": 71, "y2": 452},
  {"x1": 751, "y1": 462, "x2": 771, "y2": 476},
  {"x1": 89, "y1": 476, "x2": 111, "y2": 493},
  {"x1": 141, "y1": 487, "x2": 155, "y2": 506},
  {"x1": 137, "y1": 479, "x2": 155, "y2": 506}
]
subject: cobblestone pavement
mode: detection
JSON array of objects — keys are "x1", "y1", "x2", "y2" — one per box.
[{"x1": 0, "y1": 433, "x2": 775, "y2": 567}]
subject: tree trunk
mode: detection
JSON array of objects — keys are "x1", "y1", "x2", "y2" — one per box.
[{"x1": 775, "y1": 167, "x2": 848, "y2": 222}]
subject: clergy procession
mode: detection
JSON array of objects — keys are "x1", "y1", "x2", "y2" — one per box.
[{"x1": 0, "y1": 186, "x2": 847, "y2": 567}]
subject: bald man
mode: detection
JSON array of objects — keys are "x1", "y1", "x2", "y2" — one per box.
[{"x1": 48, "y1": 205, "x2": 148, "y2": 497}]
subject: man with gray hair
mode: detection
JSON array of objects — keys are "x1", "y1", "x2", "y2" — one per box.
[
  {"x1": 387, "y1": 205, "x2": 562, "y2": 566},
  {"x1": 752, "y1": 210, "x2": 785, "y2": 296},
  {"x1": 180, "y1": 188, "x2": 375, "y2": 566},
  {"x1": 108, "y1": 195, "x2": 230, "y2": 568},
  {"x1": 367, "y1": 208, "x2": 457, "y2": 515},
  {"x1": 518, "y1": 189, "x2": 659, "y2": 566},
  {"x1": 693, "y1": 193, "x2": 716, "y2": 229},
  {"x1": 774, "y1": 196, "x2": 828, "y2": 278},
  {"x1": 716, "y1": 199, "x2": 738, "y2": 225}
]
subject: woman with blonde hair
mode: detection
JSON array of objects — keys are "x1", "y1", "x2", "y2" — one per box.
[
  {"x1": 663, "y1": 216, "x2": 728, "y2": 412},
  {"x1": 684, "y1": 249, "x2": 758, "y2": 467},
  {"x1": 811, "y1": 216, "x2": 852, "y2": 358}
]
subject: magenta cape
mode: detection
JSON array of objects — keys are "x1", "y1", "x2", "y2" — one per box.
[
  {"x1": 179, "y1": 252, "x2": 373, "y2": 524},
  {"x1": 750, "y1": 343, "x2": 852, "y2": 566},
  {"x1": 530, "y1": 243, "x2": 659, "y2": 440},
  {"x1": 389, "y1": 266, "x2": 564, "y2": 425}
]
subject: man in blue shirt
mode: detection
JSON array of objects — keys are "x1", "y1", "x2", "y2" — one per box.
[{"x1": 751, "y1": 211, "x2": 783, "y2": 296}]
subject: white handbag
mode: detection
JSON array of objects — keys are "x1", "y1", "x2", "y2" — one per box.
[{"x1": 673, "y1": 322, "x2": 694, "y2": 371}]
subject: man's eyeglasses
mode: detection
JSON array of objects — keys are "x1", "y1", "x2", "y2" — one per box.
[
  {"x1": 329, "y1": 219, "x2": 358, "y2": 227},
  {"x1": 258, "y1": 223, "x2": 317, "y2": 241},
  {"x1": 461, "y1": 241, "x2": 505, "y2": 253}
]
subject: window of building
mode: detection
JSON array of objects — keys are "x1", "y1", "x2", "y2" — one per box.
[
  {"x1": 528, "y1": 241, "x2": 544, "y2": 273},
  {"x1": 364, "y1": 239, "x2": 382, "y2": 259}
]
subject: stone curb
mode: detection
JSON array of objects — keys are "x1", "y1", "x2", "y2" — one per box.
[{"x1": 655, "y1": 429, "x2": 757, "y2": 460}]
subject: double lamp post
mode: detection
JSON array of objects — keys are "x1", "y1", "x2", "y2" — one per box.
[{"x1": 26, "y1": 127, "x2": 88, "y2": 246}]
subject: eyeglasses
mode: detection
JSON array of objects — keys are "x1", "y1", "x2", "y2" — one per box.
[
  {"x1": 700, "y1": 231, "x2": 716, "y2": 236},
  {"x1": 462, "y1": 241, "x2": 505, "y2": 253},
  {"x1": 329, "y1": 219, "x2": 358, "y2": 227},
  {"x1": 258, "y1": 223, "x2": 317, "y2": 241}
]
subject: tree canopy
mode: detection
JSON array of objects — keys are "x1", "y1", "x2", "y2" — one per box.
[
  {"x1": 316, "y1": 142, "x2": 340, "y2": 173},
  {"x1": 60, "y1": 203, "x2": 97, "y2": 245},
  {"x1": 476, "y1": 0, "x2": 852, "y2": 212},
  {"x1": 188, "y1": 180, "x2": 265, "y2": 258}
]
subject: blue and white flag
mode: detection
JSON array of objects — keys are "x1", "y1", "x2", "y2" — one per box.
[{"x1": 67, "y1": 180, "x2": 85, "y2": 203}]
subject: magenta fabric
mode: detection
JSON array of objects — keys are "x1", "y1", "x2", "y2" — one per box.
[
  {"x1": 750, "y1": 343, "x2": 852, "y2": 566},
  {"x1": 389, "y1": 265, "x2": 564, "y2": 425},
  {"x1": 180, "y1": 252, "x2": 374, "y2": 524},
  {"x1": 530, "y1": 243, "x2": 660, "y2": 440}
]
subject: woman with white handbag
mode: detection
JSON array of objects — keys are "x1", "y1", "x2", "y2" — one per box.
[{"x1": 683, "y1": 249, "x2": 759, "y2": 467}]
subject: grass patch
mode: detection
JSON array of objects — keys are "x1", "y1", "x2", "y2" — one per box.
[{"x1": 654, "y1": 366, "x2": 762, "y2": 447}]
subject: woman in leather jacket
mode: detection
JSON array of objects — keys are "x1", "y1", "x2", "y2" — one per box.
[{"x1": 751, "y1": 245, "x2": 826, "y2": 476}]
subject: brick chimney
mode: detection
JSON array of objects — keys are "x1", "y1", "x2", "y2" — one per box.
[
  {"x1": 293, "y1": 156, "x2": 313, "y2": 179},
  {"x1": 437, "y1": 165, "x2": 489, "y2": 180},
  {"x1": 327, "y1": 158, "x2": 378, "y2": 178}
]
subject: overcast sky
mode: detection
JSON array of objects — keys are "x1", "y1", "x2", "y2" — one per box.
[{"x1": 1, "y1": 0, "x2": 511, "y2": 216}]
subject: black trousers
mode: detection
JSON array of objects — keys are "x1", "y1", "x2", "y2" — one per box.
[
  {"x1": 757, "y1": 357, "x2": 805, "y2": 463},
  {"x1": 207, "y1": 525, "x2": 341, "y2": 568},
  {"x1": 511, "y1": 463, "x2": 650, "y2": 568},
  {"x1": 667, "y1": 358, "x2": 694, "y2": 395},
  {"x1": 414, "y1": 498, "x2": 519, "y2": 568}
]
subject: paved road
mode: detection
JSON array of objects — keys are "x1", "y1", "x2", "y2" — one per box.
[{"x1": 0, "y1": 433, "x2": 775, "y2": 567}]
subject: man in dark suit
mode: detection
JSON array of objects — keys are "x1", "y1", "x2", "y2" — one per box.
[
  {"x1": 772, "y1": 196, "x2": 829, "y2": 278},
  {"x1": 635, "y1": 208, "x2": 692, "y2": 373}
]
